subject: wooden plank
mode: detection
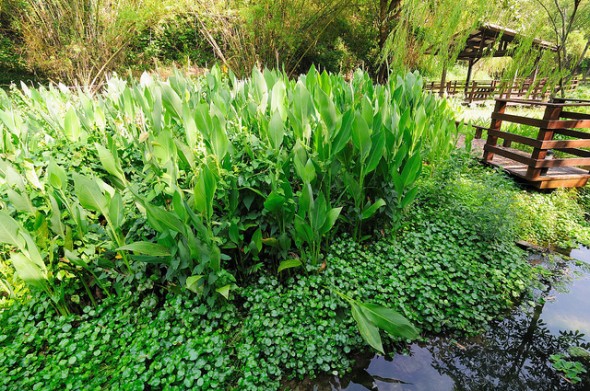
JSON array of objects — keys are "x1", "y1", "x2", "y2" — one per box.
[
  {"x1": 546, "y1": 119, "x2": 590, "y2": 129},
  {"x1": 495, "y1": 98, "x2": 562, "y2": 106},
  {"x1": 541, "y1": 139, "x2": 590, "y2": 148},
  {"x1": 485, "y1": 158, "x2": 590, "y2": 184},
  {"x1": 537, "y1": 177, "x2": 590, "y2": 189},
  {"x1": 488, "y1": 129, "x2": 543, "y2": 148},
  {"x1": 497, "y1": 98, "x2": 590, "y2": 107},
  {"x1": 553, "y1": 97, "x2": 590, "y2": 104},
  {"x1": 491, "y1": 112, "x2": 546, "y2": 128},
  {"x1": 492, "y1": 113, "x2": 590, "y2": 130},
  {"x1": 553, "y1": 147, "x2": 590, "y2": 158},
  {"x1": 559, "y1": 111, "x2": 590, "y2": 120},
  {"x1": 484, "y1": 144, "x2": 534, "y2": 166},
  {"x1": 553, "y1": 128, "x2": 590, "y2": 139},
  {"x1": 534, "y1": 157, "x2": 590, "y2": 168}
]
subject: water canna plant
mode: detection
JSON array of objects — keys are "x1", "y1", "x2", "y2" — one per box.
[
  {"x1": 0, "y1": 211, "x2": 70, "y2": 315},
  {"x1": 0, "y1": 65, "x2": 459, "y2": 307}
]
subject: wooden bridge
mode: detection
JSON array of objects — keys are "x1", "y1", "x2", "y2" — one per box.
[{"x1": 472, "y1": 98, "x2": 590, "y2": 189}]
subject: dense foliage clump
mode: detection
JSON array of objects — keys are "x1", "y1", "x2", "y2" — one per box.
[
  {"x1": 0, "y1": 67, "x2": 458, "y2": 313},
  {"x1": 0, "y1": 152, "x2": 541, "y2": 389}
]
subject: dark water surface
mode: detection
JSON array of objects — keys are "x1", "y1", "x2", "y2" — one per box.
[{"x1": 315, "y1": 247, "x2": 590, "y2": 391}]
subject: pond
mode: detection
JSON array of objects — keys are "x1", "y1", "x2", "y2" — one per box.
[{"x1": 316, "y1": 247, "x2": 590, "y2": 391}]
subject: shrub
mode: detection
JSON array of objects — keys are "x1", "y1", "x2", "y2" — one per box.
[
  {"x1": 128, "y1": 13, "x2": 215, "y2": 69},
  {"x1": 5, "y1": 0, "x2": 181, "y2": 87},
  {"x1": 515, "y1": 188, "x2": 590, "y2": 249}
]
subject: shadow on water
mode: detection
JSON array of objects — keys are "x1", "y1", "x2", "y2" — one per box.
[{"x1": 315, "y1": 246, "x2": 590, "y2": 391}]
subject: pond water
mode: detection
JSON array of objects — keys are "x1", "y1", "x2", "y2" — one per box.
[{"x1": 316, "y1": 246, "x2": 590, "y2": 391}]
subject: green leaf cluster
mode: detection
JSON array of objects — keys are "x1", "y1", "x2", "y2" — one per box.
[{"x1": 0, "y1": 66, "x2": 458, "y2": 308}]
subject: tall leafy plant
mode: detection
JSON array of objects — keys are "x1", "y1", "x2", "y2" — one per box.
[{"x1": 0, "y1": 66, "x2": 459, "y2": 306}]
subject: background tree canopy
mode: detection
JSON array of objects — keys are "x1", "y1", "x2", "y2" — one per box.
[{"x1": 0, "y1": 0, "x2": 589, "y2": 87}]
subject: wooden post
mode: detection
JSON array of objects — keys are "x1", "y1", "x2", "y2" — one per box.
[
  {"x1": 464, "y1": 58, "x2": 475, "y2": 95},
  {"x1": 468, "y1": 81, "x2": 478, "y2": 104},
  {"x1": 525, "y1": 104, "x2": 563, "y2": 180},
  {"x1": 439, "y1": 63, "x2": 447, "y2": 97},
  {"x1": 483, "y1": 99, "x2": 507, "y2": 162}
]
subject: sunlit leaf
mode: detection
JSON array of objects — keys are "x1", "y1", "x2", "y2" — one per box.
[{"x1": 278, "y1": 259, "x2": 303, "y2": 273}]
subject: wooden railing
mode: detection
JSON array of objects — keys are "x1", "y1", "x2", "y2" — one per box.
[
  {"x1": 479, "y1": 98, "x2": 590, "y2": 189},
  {"x1": 425, "y1": 78, "x2": 579, "y2": 103}
]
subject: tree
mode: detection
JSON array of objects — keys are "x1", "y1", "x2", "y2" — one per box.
[
  {"x1": 502, "y1": 0, "x2": 590, "y2": 96},
  {"x1": 531, "y1": 0, "x2": 590, "y2": 94},
  {"x1": 378, "y1": 0, "x2": 491, "y2": 79}
]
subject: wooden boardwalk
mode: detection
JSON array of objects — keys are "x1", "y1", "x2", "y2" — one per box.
[{"x1": 466, "y1": 98, "x2": 590, "y2": 189}]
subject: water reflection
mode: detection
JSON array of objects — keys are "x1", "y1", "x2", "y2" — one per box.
[{"x1": 320, "y1": 247, "x2": 590, "y2": 391}]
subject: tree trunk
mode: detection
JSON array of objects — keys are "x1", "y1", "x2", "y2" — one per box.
[{"x1": 376, "y1": 0, "x2": 402, "y2": 82}]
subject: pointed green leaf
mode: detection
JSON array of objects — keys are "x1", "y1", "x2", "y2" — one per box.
[
  {"x1": 161, "y1": 84, "x2": 183, "y2": 119},
  {"x1": 268, "y1": 110, "x2": 285, "y2": 149},
  {"x1": 95, "y1": 143, "x2": 125, "y2": 183},
  {"x1": 6, "y1": 189, "x2": 34, "y2": 213},
  {"x1": 11, "y1": 253, "x2": 48, "y2": 290},
  {"x1": 401, "y1": 151, "x2": 422, "y2": 189},
  {"x1": 361, "y1": 198, "x2": 386, "y2": 220},
  {"x1": 210, "y1": 244, "x2": 221, "y2": 272},
  {"x1": 211, "y1": 116, "x2": 229, "y2": 159},
  {"x1": 143, "y1": 201, "x2": 187, "y2": 235},
  {"x1": 317, "y1": 89, "x2": 339, "y2": 134},
  {"x1": 294, "y1": 217, "x2": 313, "y2": 244},
  {"x1": 216, "y1": 284, "x2": 231, "y2": 300},
  {"x1": 46, "y1": 161, "x2": 67, "y2": 190},
  {"x1": 400, "y1": 187, "x2": 419, "y2": 209},
  {"x1": 365, "y1": 130, "x2": 385, "y2": 174},
  {"x1": 194, "y1": 165, "x2": 217, "y2": 219},
  {"x1": 108, "y1": 192, "x2": 124, "y2": 230},
  {"x1": 251, "y1": 228, "x2": 263, "y2": 253},
  {"x1": 321, "y1": 207, "x2": 342, "y2": 235},
  {"x1": 270, "y1": 80, "x2": 287, "y2": 119},
  {"x1": 332, "y1": 109, "x2": 353, "y2": 155},
  {"x1": 64, "y1": 108, "x2": 82, "y2": 141},
  {"x1": 182, "y1": 105, "x2": 198, "y2": 147},
  {"x1": 0, "y1": 211, "x2": 25, "y2": 247},
  {"x1": 352, "y1": 114, "x2": 372, "y2": 161},
  {"x1": 186, "y1": 275, "x2": 204, "y2": 294},
  {"x1": 351, "y1": 302, "x2": 384, "y2": 354},
  {"x1": 73, "y1": 174, "x2": 107, "y2": 214},
  {"x1": 359, "y1": 303, "x2": 419, "y2": 340},
  {"x1": 48, "y1": 194, "x2": 65, "y2": 237},
  {"x1": 309, "y1": 192, "x2": 328, "y2": 233},
  {"x1": 278, "y1": 259, "x2": 303, "y2": 273},
  {"x1": 264, "y1": 191, "x2": 285, "y2": 213},
  {"x1": 117, "y1": 242, "x2": 171, "y2": 256}
]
